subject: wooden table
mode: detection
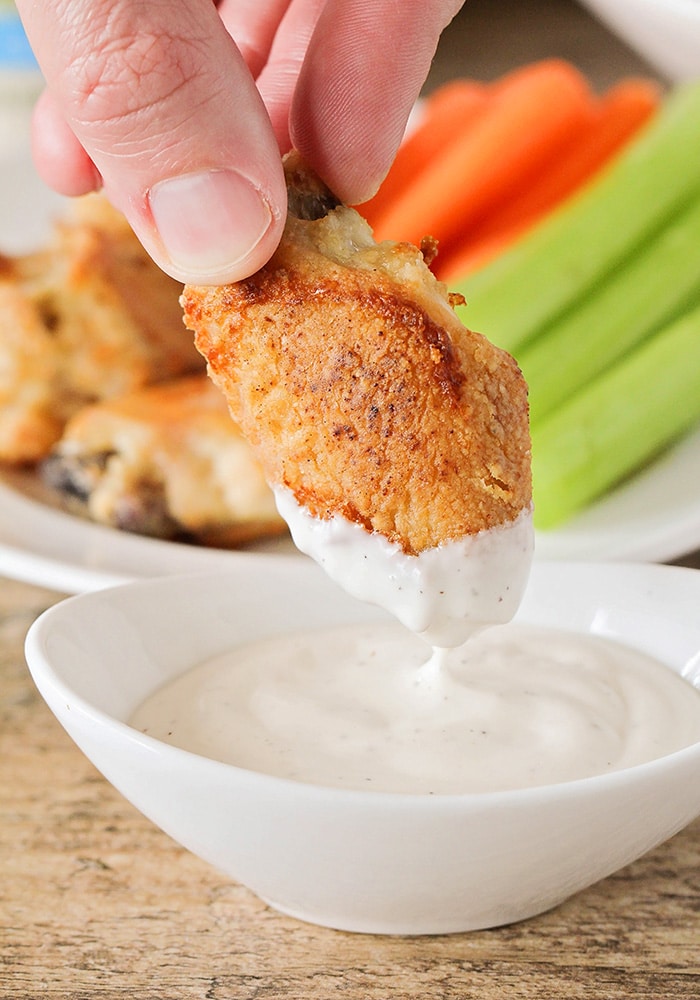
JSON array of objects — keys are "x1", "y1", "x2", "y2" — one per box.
[
  {"x1": 2, "y1": 570, "x2": 700, "y2": 999},
  {"x1": 2, "y1": 2, "x2": 699, "y2": 997}
]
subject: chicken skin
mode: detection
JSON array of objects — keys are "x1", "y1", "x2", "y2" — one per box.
[
  {"x1": 182, "y1": 153, "x2": 531, "y2": 557},
  {"x1": 41, "y1": 374, "x2": 285, "y2": 546},
  {"x1": 0, "y1": 195, "x2": 202, "y2": 464}
]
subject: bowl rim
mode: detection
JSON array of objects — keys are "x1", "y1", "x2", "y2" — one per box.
[{"x1": 24, "y1": 558, "x2": 700, "y2": 807}]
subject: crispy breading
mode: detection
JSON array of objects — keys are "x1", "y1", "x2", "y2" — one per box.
[
  {"x1": 41, "y1": 374, "x2": 286, "y2": 546},
  {"x1": 0, "y1": 195, "x2": 203, "y2": 463},
  {"x1": 182, "y1": 154, "x2": 531, "y2": 556}
]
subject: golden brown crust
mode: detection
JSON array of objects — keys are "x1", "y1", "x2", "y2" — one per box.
[
  {"x1": 0, "y1": 195, "x2": 202, "y2": 463},
  {"x1": 183, "y1": 157, "x2": 531, "y2": 555},
  {"x1": 40, "y1": 375, "x2": 286, "y2": 545}
]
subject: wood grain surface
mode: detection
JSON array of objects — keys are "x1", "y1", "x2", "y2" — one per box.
[
  {"x1": 1, "y1": 576, "x2": 699, "y2": 998},
  {"x1": 2, "y1": 2, "x2": 699, "y2": 997}
]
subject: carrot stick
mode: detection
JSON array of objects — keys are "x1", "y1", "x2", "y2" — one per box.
[
  {"x1": 370, "y1": 59, "x2": 595, "y2": 250},
  {"x1": 436, "y1": 77, "x2": 661, "y2": 281},
  {"x1": 487, "y1": 77, "x2": 661, "y2": 235},
  {"x1": 453, "y1": 81, "x2": 700, "y2": 355},
  {"x1": 358, "y1": 80, "x2": 490, "y2": 228},
  {"x1": 437, "y1": 225, "x2": 525, "y2": 282}
]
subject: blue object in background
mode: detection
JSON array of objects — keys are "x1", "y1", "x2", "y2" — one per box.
[{"x1": 0, "y1": 7, "x2": 38, "y2": 70}]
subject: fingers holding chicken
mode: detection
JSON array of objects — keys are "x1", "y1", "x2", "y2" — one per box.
[{"x1": 182, "y1": 154, "x2": 531, "y2": 558}]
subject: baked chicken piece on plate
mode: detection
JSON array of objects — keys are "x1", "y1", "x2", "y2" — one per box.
[
  {"x1": 41, "y1": 374, "x2": 286, "y2": 547},
  {"x1": 0, "y1": 195, "x2": 202, "y2": 464}
]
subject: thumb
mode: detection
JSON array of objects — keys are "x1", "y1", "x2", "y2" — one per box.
[{"x1": 17, "y1": 0, "x2": 287, "y2": 284}]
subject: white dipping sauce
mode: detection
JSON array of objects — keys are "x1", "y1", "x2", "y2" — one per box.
[
  {"x1": 274, "y1": 487, "x2": 534, "y2": 649},
  {"x1": 131, "y1": 623, "x2": 700, "y2": 794},
  {"x1": 131, "y1": 490, "x2": 700, "y2": 796}
]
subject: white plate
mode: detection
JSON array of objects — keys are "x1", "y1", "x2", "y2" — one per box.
[
  {"x1": 534, "y1": 423, "x2": 700, "y2": 563},
  {"x1": 0, "y1": 468, "x2": 298, "y2": 593},
  {"x1": 578, "y1": 0, "x2": 700, "y2": 83},
  {"x1": 3, "y1": 421, "x2": 700, "y2": 593},
  {"x1": 2, "y1": 117, "x2": 700, "y2": 592}
]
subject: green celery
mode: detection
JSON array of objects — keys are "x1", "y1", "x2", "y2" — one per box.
[
  {"x1": 452, "y1": 80, "x2": 700, "y2": 354},
  {"x1": 531, "y1": 301, "x2": 700, "y2": 530},
  {"x1": 520, "y1": 192, "x2": 700, "y2": 426}
]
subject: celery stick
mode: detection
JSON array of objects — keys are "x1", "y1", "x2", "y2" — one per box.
[
  {"x1": 531, "y1": 302, "x2": 700, "y2": 530},
  {"x1": 520, "y1": 193, "x2": 700, "y2": 425},
  {"x1": 452, "y1": 81, "x2": 700, "y2": 354}
]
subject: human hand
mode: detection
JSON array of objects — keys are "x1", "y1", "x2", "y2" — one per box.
[{"x1": 16, "y1": 0, "x2": 464, "y2": 284}]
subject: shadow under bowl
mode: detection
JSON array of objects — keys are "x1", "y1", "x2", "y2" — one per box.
[{"x1": 25, "y1": 557, "x2": 700, "y2": 935}]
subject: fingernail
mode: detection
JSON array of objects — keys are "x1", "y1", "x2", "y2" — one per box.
[{"x1": 149, "y1": 169, "x2": 273, "y2": 280}]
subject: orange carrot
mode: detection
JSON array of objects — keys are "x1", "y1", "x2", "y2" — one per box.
[
  {"x1": 436, "y1": 76, "x2": 661, "y2": 280},
  {"x1": 437, "y1": 227, "x2": 524, "y2": 282},
  {"x1": 370, "y1": 59, "x2": 595, "y2": 251},
  {"x1": 358, "y1": 79, "x2": 490, "y2": 228}
]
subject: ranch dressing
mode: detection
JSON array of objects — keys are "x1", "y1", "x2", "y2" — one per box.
[
  {"x1": 131, "y1": 623, "x2": 700, "y2": 794},
  {"x1": 273, "y1": 487, "x2": 534, "y2": 648}
]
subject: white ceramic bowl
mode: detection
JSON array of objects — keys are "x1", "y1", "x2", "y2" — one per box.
[
  {"x1": 25, "y1": 558, "x2": 700, "y2": 935},
  {"x1": 578, "y1": 0, "x2": 700, "y2": 81}
]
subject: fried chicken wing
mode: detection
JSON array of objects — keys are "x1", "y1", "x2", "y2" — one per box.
[
  {"x1": 182, "y1": 153, "x2": 531, "y2": 558},
  {"x1": 0, "y1": 195, "x2": 202, "y2": 463},
  {"x1": 40, "y1": 374, "x2": 285, "y2": 547}
]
